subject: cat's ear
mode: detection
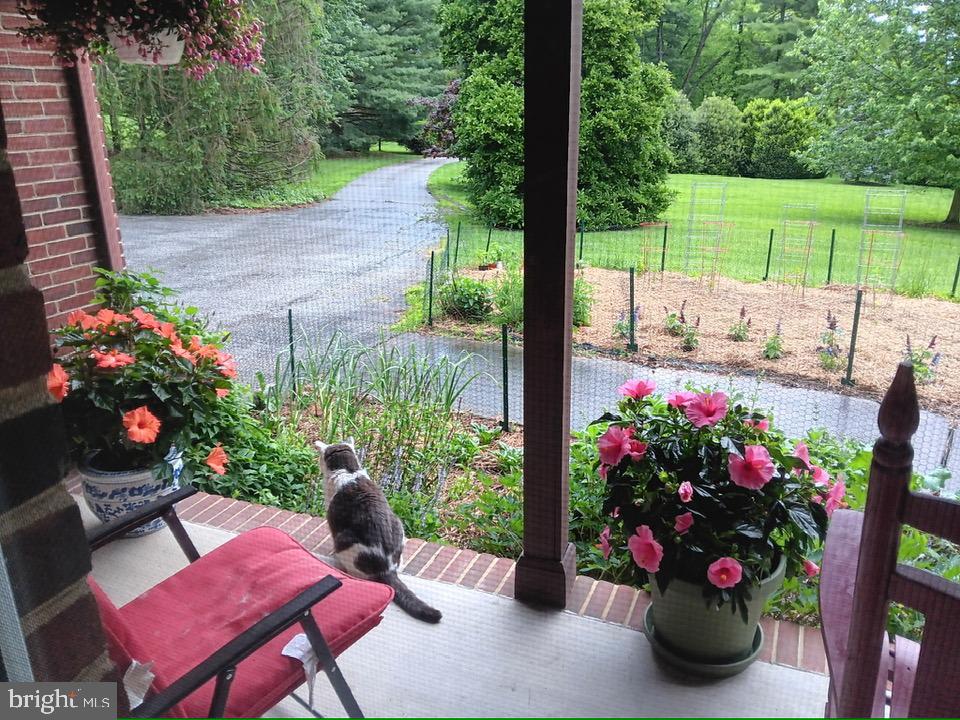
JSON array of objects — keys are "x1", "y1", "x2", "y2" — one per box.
[
  {"x1": 345, "y1": 436, "x2": 355, "y2": 449},
  {"x1": 314, "y1": 440, "x2": 328, "y2": 453}
]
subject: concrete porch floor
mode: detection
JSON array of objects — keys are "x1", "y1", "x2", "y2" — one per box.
[{"x1": 84, "y1": 505, "x2": 829, "y2": 718}]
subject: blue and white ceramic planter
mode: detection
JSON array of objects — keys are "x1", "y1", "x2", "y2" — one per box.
[{"x1": 80, "y1": 453, "x2": 175, "y2": 537}]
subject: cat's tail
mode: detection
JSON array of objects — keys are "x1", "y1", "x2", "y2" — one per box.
[{"x1": 379, "y1": 571, "x2": 442, "y2": 623}]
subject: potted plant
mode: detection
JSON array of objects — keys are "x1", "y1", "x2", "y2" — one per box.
[
  {"x1": 594, "y1": 379, "x2": 844, "y2": 676},
  {"x1": 478, "y1": 244, "x2": 504, "y2": 271},
  {"x1": 48, "y1": 273, "x2": 237, "y2": 536},
  {"x1": 17, "y1": 1, "x2": 263, "y2": 79}
]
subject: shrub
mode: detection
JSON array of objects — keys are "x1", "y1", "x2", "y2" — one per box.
[
  {"x1": 573, "y1": 276, "x2": 594, "y2": 327},
  {"x1": 693, "y1": 96, "x2": 743, "y2": 176},
  {"x1": 742, "y1": 98, "x2": 820, "y2": 179},
  {"x1": 439, "y1": 277, "x2": 494, "y2": 321},
  {"x1": 663, "y1": 300, "x2": 688, "y2": 336},
  {"x1": 661, "y1": 92, "x2": 700, "y2": 173}
]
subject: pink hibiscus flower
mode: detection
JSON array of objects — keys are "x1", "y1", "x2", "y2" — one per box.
[
  {"x1": 598, "y1": 425, "x2": 634, "y2": 467},
  {"x1": 744, "y1": 418, "x2": 770, "y2": 431},
  {"x1": 811, "y1": 465, "x2": 830, "y2": 486},
  {"x1": 674, "y1": 512, "x2": 694, "y2": 535},
  {"x1": 684, "y1": 392, "x2": 728, "y2": 428},
  {"x1": 793, "y1": 441, "x2": 812, "y2": 472},
  {"x1": 728, "y1": 445, "x2": 775, "y2": 490},
  {"x1": 707, "y1": 557, "x2": 742, "y2": 588},
  {"x1": 627, "y1": 439, "x2": 648, "y2": 462},
  {"x1": 803, "y1": 559, "x2": 820, "y2": 577},
  {"x1": 678, "y1": 481, "x2": 694, "y2": 503},
  {"x1": 599, "y1": 464, "x2": 609, "y2": 480},
  {"x1": 666, "y1": 390, "x2": 696, "y2": 408},
  {"x1": 825, "y1": 479, "x2": 846, "y2": 517},
  {"x1": 618, "y1": 378, "x2": 656, "y2": 400},
  {"x1": 598, "y1": 526, "x2": 612, "y2": 560},
  {"x1": 628, "y1": 525, "x2": 663, "y2": 573}
]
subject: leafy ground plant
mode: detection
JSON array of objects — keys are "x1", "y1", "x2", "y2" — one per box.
[
  {"x1": 906, "y1": 335, "x2": 940, "y2": 384},
  {"x1": 817, "y1": 310, "x2": 844, "y2": 371},
  {"x1": 728, "y1": 306, "x2": 751, "y2": 341},
  {"x1": 763, "y1": 320, "x2": 785, "y2": 359}
]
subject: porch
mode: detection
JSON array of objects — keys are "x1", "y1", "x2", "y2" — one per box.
[{"x1": 79, "y1": 485, "x2": 829, "y2": 717}]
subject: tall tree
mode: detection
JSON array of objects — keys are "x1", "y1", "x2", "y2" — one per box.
[
  {"x1": 798, "y1": 0, "x2": 960, "y2": 223},
  {"x1": 330, "y1": 0, "x2": 447, "y2": 150},
  {"x1": 441, "y1": 0, "x2": 674, "y2": 228}
]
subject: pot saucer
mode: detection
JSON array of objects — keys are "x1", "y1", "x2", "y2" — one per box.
[{"x1": 643, "y1": 605, "x2": 764, "y2": 678}]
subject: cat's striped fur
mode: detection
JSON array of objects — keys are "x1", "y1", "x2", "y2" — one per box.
[{"x1": 315, "y1": 439, "x2": 442, "y2": 623}]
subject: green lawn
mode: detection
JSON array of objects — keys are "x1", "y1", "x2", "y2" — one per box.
[
  {"x1": 217, "y1": 144, "x2": 417, "y2": 210},
  {"x1": 429, "y1": 162, "x2": 960, "y2": 297}
]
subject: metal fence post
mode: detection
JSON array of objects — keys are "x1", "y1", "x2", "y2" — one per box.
[
  {"x1": 843, "y1": 289, "x2": 864, "y2": 386},
  {"x1": 444, "y1": 228, "x2": 450, "y2": 269},
  {"x1": 485, "y1": 226, "x2": 492, "y2": 254},
  {"x1": 453, "y1": 221, "x2": 461, "y2": 267},
  {"x1": 501, "y1": 324, "x2": 510, "y2": 432},
  {"x1": 763, "y1": 228, "x2": 774, "y2": 281},
  {"x1": 952, "y1": 255, "x2": 960, "y2": 298},
  {"x1": 827, "y1": 228, "x2": 836, "y2": 285},
  {"x1": 578, "y1": 221, "x2": 584, "y2": 262},
  {"x1": 287, "y1": 307, "x2": 297, "y2": 395},
  {"x1": 628, "y1": 267, "x2": 638, "y2": 351},
  {"x1": 660, "y1": 223, "x2": 668, "y2": 272},
  {"x1": 427, "y1": 251, "x2": 435, "y2": 325}
]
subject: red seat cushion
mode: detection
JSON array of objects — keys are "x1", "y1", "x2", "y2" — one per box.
[{"x1": 107, "y1": 526, "x2": 393, "y2": 718}]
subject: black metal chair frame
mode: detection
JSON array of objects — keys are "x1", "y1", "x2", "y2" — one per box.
[{"x1": 87, "y1": 486, "x2": 363, "y2": 718}]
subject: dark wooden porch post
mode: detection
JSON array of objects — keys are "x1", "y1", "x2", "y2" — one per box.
[{"x1": 514, "y1": 0, "x2": 583, "y2": 607}]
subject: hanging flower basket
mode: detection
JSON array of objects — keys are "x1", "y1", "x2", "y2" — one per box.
[{"x1": 17, "y1": 1, "x2": 262, "y2": 79}]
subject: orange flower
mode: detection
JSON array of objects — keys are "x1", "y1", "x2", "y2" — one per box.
[
  {"x1": 215, "y1": 388, "x2": 230, "y2": 398},
  {"x1": 68, "y1": 310, "x2": 100, "y2": 331},
  {"x1": 46, "y1": 363, "x2": 69, "y2": 401},
  {"x1": 215, "y1": 350, "x2": 238, "y2": 378},
  {"x1": 170, "y1": 338, "x2": 197, "y2": 365},
  {"x1": 122, "y1": 406, "x2": 161, "y2": 444},
  {"x1": 188, "y1": 335, "x2": 204, "y2": 352},
  {"x1": 153, "y1": 322, "x2": 178, "y2": 341},
  {"x1": 197, "y1": 344, "x2": 219, "y2": 360},
  {"x1": 131, "y1": 307, "x2": 160, "y2": 330},
  {"x1": 91, "y1": 349, "x2": 136, "y2": 369},
  {"x1": 96, "y1": 308, "x2": 131, "y2": 325},
  {"x1": 205, "y1": 444, "x2": 228, "y2": 475}
]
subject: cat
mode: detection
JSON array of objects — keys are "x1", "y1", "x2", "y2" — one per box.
[{"x1": 314, "y1": 438, "x2": 442, "y2": 624}]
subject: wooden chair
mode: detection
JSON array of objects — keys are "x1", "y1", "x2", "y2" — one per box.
[
  {"x1": 820, "y1": 362, "x2": 960, "y2": 717},
  {"x1": 86, "y1": 486, "x2": 394, "y2": 718}
]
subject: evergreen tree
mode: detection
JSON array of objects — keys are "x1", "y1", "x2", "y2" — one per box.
[
  {"x1": 441, "y1": 0, "x2": 674, "y2": 228},
  {"x1": 329, "y1": 0, "x2": 447, "y2": 151}
]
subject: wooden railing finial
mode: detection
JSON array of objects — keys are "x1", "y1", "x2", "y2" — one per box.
[{"x1": 877, "y1": 361, "x2": 920, "y2": 445}]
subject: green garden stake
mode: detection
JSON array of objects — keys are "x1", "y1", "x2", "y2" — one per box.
[
  {"x1": 827, "y1": 229, "x2": 836, "y2": 285},
  {"x1": 763, "y1": 228, "x2": 774, "y2": 281},
  {"x1": 843, "y1": 289, "x2": 863, "y2": 386},
  {"x1": 453, "y1": 222, "x2": 461, "y2": 267},
  {"x1": 660, "y1": 224, "x2": 668, "y2": 272},
  {"x1": 485, "y1": 226, "x2": 492, "y2": 254},
  {"x1": 628, "y1": 267, "x2": 638, "y2": 351},
  {"x1": 952, "y1": 255, "x2": 960, "y2": 298},
  {"x1": 501, "y1": 324, "x2": 510, "y2": 432},
  {"x1": 578, "y1": 221, "x2": 585, "y2": 262},
  {"x1": 427, "y1": 251, "x2": 435, "y2": 326},
  {"x1": 287, "y1": 307, "x2": 297, "y2": 395},
  {"x1": 444, "y1": 228, "x2": 450, "y2": 269}
]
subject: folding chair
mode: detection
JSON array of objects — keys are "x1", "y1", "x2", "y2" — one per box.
[
  {"x1": 819, "y1": 363, "x2": 960, "y2": 717},
  {"x1": 86, "y1": 486, "x2": 393, "y2": 718}
]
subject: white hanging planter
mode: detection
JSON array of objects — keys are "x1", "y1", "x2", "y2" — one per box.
[{"x1": 107, "y1": 28, "x2": 184, "y2": 66}]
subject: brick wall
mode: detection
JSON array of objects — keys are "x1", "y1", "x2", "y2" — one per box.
[{"x1": 0, "y1": 2, "x2": 123, "y2": 330}]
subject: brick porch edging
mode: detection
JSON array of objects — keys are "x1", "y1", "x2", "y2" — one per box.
[{"x1": 72, "y1": 484, "x2": 828, "y2": 676}]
